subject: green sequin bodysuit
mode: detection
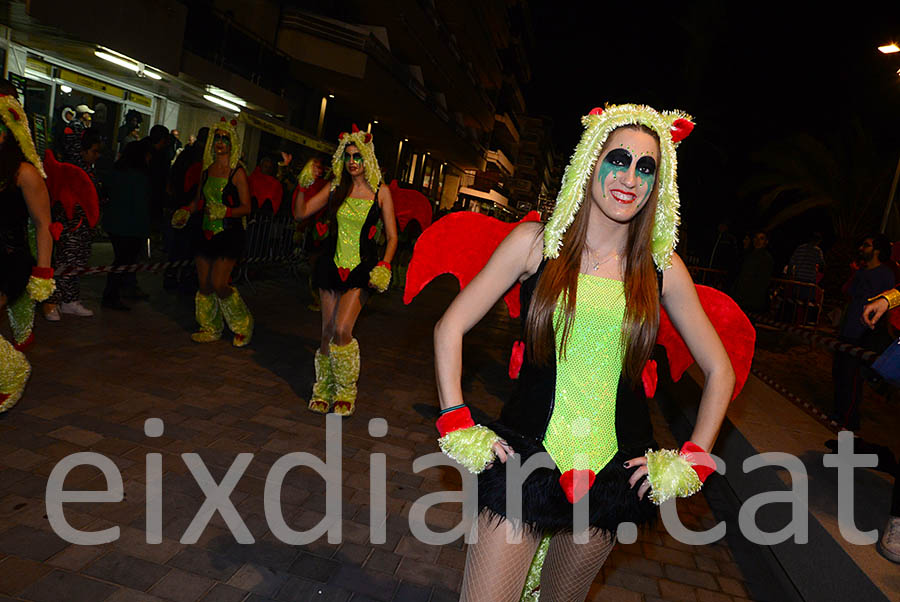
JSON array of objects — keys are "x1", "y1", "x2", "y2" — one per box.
[
  {"x1": 334, "y1": 197, "x2": 375, "y2": 270},
  {"x1": 542, "y1": 274, "x2": 625, "y2": 474},
  {"x1": 202, "y1": 176, "x2": 227, "y2": 235}
]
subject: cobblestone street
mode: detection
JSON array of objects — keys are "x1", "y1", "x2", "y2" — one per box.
[{"x1": 0, "y1": 271, "x2": 761, "y2": 602}]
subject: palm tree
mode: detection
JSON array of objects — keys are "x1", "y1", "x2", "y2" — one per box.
[{"x1": 741, "y1": 118, "x2": 897, "y2": 295}]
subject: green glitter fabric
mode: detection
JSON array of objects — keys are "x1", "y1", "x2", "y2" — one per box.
[
  {"x1": 334, "y1": 197, "x2": 375, "y2": 270},
  {"x1": 543, "y1": 274, "x2": 625, "y2": 475},
  {"x1": 202, "y1": 176, "x2": 228, "y2": 235}
]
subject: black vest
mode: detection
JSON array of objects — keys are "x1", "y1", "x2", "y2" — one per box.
[{"x1": 498, "y1": 261, "x2": 658, "y2": 454}]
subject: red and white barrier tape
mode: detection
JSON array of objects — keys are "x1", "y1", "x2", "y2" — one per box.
[{"x1": 54, "y1": 253, "x2": 301, "y2": 276}]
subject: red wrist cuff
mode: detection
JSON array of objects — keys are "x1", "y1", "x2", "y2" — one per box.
[
  {"x1": 377, "y1": 261, "x2": 391, "y2": 271},
  {"x1": 179, "y1": 205, "x2": 192, "y2": 213},
  {"x1": 436, "y1": 406, "x2": 475, "y2": 437},
  {"x1": 680, "y1": 441, "x2": 716, "y2": 483},
  {"x1": 31, "y1": 266, "x2": 54, "y2": 279}
]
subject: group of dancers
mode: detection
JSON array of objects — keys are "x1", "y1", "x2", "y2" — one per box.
[{"x1": 1, "y1": 83, "x2": 767, "y2": 600}]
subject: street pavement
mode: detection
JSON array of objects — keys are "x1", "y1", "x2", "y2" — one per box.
[{"x1": 0, "y1": 268, "x2": 760, "y2": 602}]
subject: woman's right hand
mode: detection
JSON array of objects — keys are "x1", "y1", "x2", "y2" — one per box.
[
  {"x1": 171, "y1": 207, "x2": 191, "y2": 229},
  {"x1": 487, "y1": 439, "x2": 515, "y2": 468},
  {"x1": 863, "y1": 297, "x2": 889, "y2": 329}
]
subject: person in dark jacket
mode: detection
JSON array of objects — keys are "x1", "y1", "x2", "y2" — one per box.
[{"x1": 101, "y1": 140, "x2": 152, "y2": 310}]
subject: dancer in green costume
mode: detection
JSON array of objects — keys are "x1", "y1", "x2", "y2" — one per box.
[
  {"x1": 432, "y1": 105, "x2": 738, "y2": 601},
  {"x1": 0, "y1": 80, "x2": 54, "y2": 412},
  {"x1": 296, "y1": 125, "x2": 398, "y2": 417},
  {"x1": 172, "y1": 117, "x2": 253, "y2": 347}
]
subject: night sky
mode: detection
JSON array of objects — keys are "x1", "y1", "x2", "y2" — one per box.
[{"x1": 527, "y1": 0, "x2": 900, "y2": 261}]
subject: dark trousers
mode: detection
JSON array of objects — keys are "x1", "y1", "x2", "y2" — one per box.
[
  {"x1": 104, "y1": 235, "x2": 143, "y2": 301},
  {"x1": 832, "y1": 328, "x2": 891, "y2": 429}
]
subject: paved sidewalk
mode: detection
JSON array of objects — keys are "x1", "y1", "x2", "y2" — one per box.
[{"x1": 0, "y1": 271, "x2": 760, "y2": 602}]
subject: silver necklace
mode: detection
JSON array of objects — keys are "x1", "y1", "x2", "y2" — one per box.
[{"x1": 585, "y1": 246, "x2": 620, "y2": 271}]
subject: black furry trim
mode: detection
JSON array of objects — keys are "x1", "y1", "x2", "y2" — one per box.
[{"x1": 477, "y1": 423, "x2": 658, "y2": 535}]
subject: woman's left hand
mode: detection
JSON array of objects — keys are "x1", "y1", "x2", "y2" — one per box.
[{"x1": 624, "y1": 456, "x2": 651, "y2": 500}]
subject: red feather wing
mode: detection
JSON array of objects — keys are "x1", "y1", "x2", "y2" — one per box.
[
  {"x1": 249, "y1": 168, "x2": 284, "y2": 213},
  {"x1": 403, "y1": 210, "x2": 541, "y2": 318},
  {"x1": 657, "y1": 285, "x2": 756, "y2": 400},
  {"x1": 389, "y1": 180, "x2": 433, "y2": 232},
  {"x1": 43, "y1": 149, "x2": 100, "y2": 226}
]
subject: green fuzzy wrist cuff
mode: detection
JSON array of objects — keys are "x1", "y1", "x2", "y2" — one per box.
[
  {"x1": 26, "y1": 275, "x2": 55, "y2": 302},
  {"x1": 369, "y1": 265, "x2": 391, "y2": 293},
  {"x1": 646, "y1": 448, "x2": 703, "y2": 505},
  {"x1": 438, "y1": 425, "x2": 499, "y2": 474}
]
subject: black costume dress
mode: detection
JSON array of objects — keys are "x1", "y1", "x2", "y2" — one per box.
[
  {"x1": 313, "y1": 191, "x2": 382, "y2": 292},
  {"x1": 0, "y1": 184, "x2": 33, "y2": 301},
  {"x1": 477, "y1": 261, "x2": 660, "y2": 534},
  {"x1": 195, "y1": 168, "x2": 245, "y2": 260}
]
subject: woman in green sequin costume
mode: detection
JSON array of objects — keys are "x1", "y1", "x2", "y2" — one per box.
[
  {"x1": 0, "y1": 80, "x2": 55, "y2": 412},
  {"x1": 171, "y1": 118, "x2": 253, "y2": 347},
  {"x1": 297, "y1": 125, "x2": 398, "y2": 417},
  {"x1": 433, "y1": 106, "x2": 736, "y2": 601}
]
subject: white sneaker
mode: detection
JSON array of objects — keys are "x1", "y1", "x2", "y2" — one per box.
[
  {"x1": 43, "y1": 306, "x2": 61, "y2": 322},
  {"x1": 59, "y1": 301, "x2": 94, "y2": 317},
  {"x1": 879, "y1": 516, "x2": 900, "y2": 563}
]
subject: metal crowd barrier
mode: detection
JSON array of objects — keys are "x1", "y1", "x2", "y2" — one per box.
[
  {"x1": 687, "y1": 266, "x2": 824, "y2": 330},
  {"x1": 236, "y1": 211, "x2": 306, "y2": 285}
]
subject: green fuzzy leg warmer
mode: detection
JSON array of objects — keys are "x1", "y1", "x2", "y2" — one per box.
[
  {"x1": 7, "y1": 293, "x2": 35, "y2": 347},
  {"x1": 220, "y1": 287, "x2": 253, "y2": 347},
  {"x1": 191, "y1": 292, "x2": 223, "y2": 343},
  {"x1": 0, "y1": 334, "x2": 31, "y2": 413},
  {"x1": 645, "y1": 448, "x2": 703, "y2": 505},
  {"x1": 311, "y1": 349, "x2": 335, "y2": 402},
  {"x1": 437, "y1": 425, "x2": 500, "y2": 474},
  {"x1": 330, "y1": 338, "x2": 360, "y2": 403}
]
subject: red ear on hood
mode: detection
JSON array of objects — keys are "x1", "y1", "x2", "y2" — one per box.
[
  {"x1": 230, "y1": 119, "x2": 237, "y2": 126},
  {"x1": 588, "y1": 107, "x2": 604, "y2": 116},
  {"x1": 220, "y1": 116, "x2": 226, "y2": 122},
  {"x1": 671, "y1": 118, "x2": 694, "y2": 143},
  {"x1": 338, "y1": 132, "x2": 345, "y2": 140},
  {"x1": 364, "y1": 133, "x2": 372, "y2": 144},
  {"x1": 351, "y1": 123, "x2": 360, "y2": 133}
]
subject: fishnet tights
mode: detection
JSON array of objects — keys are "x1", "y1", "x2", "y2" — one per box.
[{"x1": 460, "y1": 512, "x2": 616, "y2": 602}]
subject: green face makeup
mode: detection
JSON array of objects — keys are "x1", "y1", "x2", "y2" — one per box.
[
  {"x1": 213, "y1": 134, "x2": 231, "y2": 148},
  {"x1": 343, "y1": 151, "x2": 364, "y2": 165},
  {"x1": 597, "y1": 147, "x2": 657, "y2": 203}
]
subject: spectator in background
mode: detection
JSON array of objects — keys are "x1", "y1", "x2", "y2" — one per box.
[
  {"x1": 731, "y1": 230, "x2": 774, "y2": 313},
  {"x1": 117, "y1": 109, "x2": 143, "y2": 157},
  {"x1": 787, "y1": 232, "x2": 825, "y2": 299},
  {"x1": 831, "y1": 233, "x2": 896, "y2": 430},
  {"x1": 144, "y1": 124, "x2": 171, "y2": 234},
  {"x1": 163, "y1": 127, "x2": 207, "y2": 292},
  {"x1": 62, "y1": 104, "x2": 94, "y2": 163},
  {"x1": 101, "y1": 140, "x2": 152, "y2": 310},
  {"x1": 44, "y1": 128, "x2": 104, "y2": 320}
]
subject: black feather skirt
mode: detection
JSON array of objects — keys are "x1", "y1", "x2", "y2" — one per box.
[{"x1": 477, "y1": 422, "x2": 659, "y2": 534}]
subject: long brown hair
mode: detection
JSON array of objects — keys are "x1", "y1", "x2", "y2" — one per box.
[
  {"x1": 525, "y1": 125, "x2": 661, "y2": 383},
  {"x1": 0, "y1": 79, "x2": 26, "y2": 191}
]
